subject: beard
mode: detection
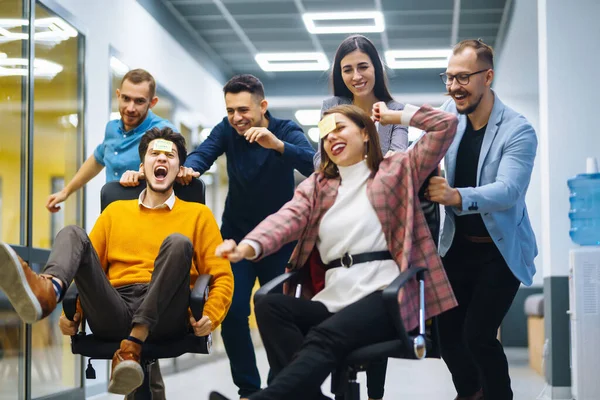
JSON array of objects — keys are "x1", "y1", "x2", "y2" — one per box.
[
  {"x1": 451, "y1": 90, "x2": 484, "y2": 115},
  {"x1": 121, "y1": 106, "x2": 150, "y2": 128},
  {"x1": 147, "y1": 179, "x2": 174, "y2": 194}
]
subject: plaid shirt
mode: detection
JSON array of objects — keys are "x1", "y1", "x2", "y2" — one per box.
[{"x1": 245, "y1": 105, "x2": 459, "y2": 331}]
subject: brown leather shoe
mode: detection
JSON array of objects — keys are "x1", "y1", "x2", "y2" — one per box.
[
  {"x1": 455, "y1": 388, "x2": 484, "y2": 400},
  {"x1": 109, "y1": 339, "x2": 144, "y2": 395},
  {"x1": 0, "y1": 242, "x2": 57, "y2": 323}
]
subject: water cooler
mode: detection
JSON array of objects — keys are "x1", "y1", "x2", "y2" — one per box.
[{"x1": 568, "y1": 157, "x2": 600, "y2": 400}]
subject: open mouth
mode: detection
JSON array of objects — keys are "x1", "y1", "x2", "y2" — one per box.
[
  {"x1": 353, "y1": 82, "x2": 367, "y2": 90},
  {"x1": 451, "y1": 91, "x2": 468, "y2": 102},
  {"x1": 234, "y1": 121, "x2": 249, "y2": 131},
  {"x1": 331, "y1": 142, "x2": 346, "y2": 156},
  {"x1": 154, "y1": 166, "x2": 168, "y2": 181}
]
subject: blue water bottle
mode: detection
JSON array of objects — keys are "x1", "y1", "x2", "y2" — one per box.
[{"x1": 568, "y1": 157, "x2": 600, "y2": 245}]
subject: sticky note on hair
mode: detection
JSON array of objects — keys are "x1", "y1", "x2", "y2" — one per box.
[
  {"x1": 318, "y1": 114, "x2": 337, "y2": 139},
  {"x1": 153, "y1": 139, "x2": 173, "y2": 152}
]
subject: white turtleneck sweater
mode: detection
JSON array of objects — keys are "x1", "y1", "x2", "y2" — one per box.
[{"x1": 311, "y1": 160, "x2": 399, "y2": 312}]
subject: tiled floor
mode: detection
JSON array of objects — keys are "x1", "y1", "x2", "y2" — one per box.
[{"x1": 90, "y1": 347, "x2": 546, "y2": 400}]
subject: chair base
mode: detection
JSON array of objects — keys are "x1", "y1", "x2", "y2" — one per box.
[
  {"x1": 86, "y1": 358, "x2": 154, "y2": 400},
  {"x1": 132, "y1": 360, "x2": 153, "y2": 400}
]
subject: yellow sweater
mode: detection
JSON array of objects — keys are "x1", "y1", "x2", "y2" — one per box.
[{"x1": 88, "y1": 197, "x2": 233, "y2": 329}]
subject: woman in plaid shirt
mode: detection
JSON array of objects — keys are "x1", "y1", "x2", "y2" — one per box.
[{"x1": 211, "y1": 102, "x2": 458, "y2": 400}]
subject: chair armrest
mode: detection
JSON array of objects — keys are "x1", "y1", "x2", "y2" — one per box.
[
  {"x1": 382, "y1": 266, "x2": 427, "y2": 303},
  {"x1": 63, "y1": 284, "x2": 80, "y2": 321},
  {"x1": 382, "y1": 266, "x2": 427, "y2": 353},
  {"x1": 254, "y1": 271, "x2": 299, "y2": 304},
  {"x1": 190, "y1": 274, "x2": 212, "y2": 320}
]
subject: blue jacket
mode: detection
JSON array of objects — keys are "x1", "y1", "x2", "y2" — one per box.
[
  {"x1": 439, "y1": 92, "x2": 538, "y2": 285},
  {"x1": 185, "y1": 111, "x2": 315, "y2": 239},
  {"x1": 94, "y1": 110, "x2": 177, "y2": 181}
]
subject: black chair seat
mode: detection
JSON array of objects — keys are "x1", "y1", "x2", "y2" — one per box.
[
  {"x1": 345, "y1": 340, "x2": 406, "y2": 365},
  {"x1": 71, "y1": 333, "x2": 210, "y2": 360}
]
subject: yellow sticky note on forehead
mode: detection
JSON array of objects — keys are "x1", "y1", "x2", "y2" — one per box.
[
  {"x1": 318, "y1": 114, "x2": 337, "y2": 139},
  {"x1": 152, "y1": 139, "x2": 173, "y2": 152}
]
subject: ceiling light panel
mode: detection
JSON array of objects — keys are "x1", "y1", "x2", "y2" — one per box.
[
  {"x1": 385, "y1": 49, "x2": 451, "y2": 69},
  {"x1": 255, "y1": 52, "x2": 329, "y2": 72},
  {"x1": 302, "y1": 11, "x2": 385, "y2": 34}
]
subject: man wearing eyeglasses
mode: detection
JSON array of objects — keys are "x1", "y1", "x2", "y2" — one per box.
[{"x1": 425, "y1": 39, "x2": 538, "y2": 400}]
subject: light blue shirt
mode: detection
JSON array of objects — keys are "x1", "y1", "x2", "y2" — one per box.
[{"x1": 94, "y1": 110, "x2": 177, "y2": 181}]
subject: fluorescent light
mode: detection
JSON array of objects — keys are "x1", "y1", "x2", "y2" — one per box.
[
  {"x1": 59, "y1": 113, "x2": 78, "y2": 128},
  {"x1": 295, "y1": 109, "x2": 321, "y2": 126},
  {"x1": 68, "y1": 113, "x2": 78, "y2": 128},
  {"x1": 307, "y1": 127, "x2": 320, "y2": 143},
  {"x1": 387, "y1": 49, "x2": 451, "y2": 59},
  {"x1": 0, "y1": 18, "x2": 77, "y2": 43},
  {"x1": 385, "y1": 49, "x2": 451, "y2": 69},
  {"x1": 302, "y1": 11, "x2": 384, "y2": 34},
  {"x1": 255, "y1": 52, "x2": 329, "y2": 72},
  {"x1": 0, "y1": 52, "x2": 63, "y2": 78},
  {"x1": 110, "y1": 56, "x2": 129, "y2": 76}
]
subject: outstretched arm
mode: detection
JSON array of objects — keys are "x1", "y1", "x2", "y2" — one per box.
[
  {"x1": 216, "y1": 175, "x2": 317, "y2": 261},
  {"x1": 47, "y1": 155, "x2": 104, "y2": 212}
]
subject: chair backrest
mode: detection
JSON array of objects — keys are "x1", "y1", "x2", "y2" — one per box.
[{"x1": 100, "y1": 179, "x2": 206, "y2": 212}]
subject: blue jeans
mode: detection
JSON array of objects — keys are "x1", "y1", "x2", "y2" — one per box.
[{"x1": 221, "y1": 241, "x2": 294, "y2": 398}]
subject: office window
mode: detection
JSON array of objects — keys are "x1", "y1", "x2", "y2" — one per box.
[
  {"x1": 31, "y1": 3, "x2": 84, "y2": 250},
  {"x1": 30, "y1": 3, "x2": 84, "y2": 398}
]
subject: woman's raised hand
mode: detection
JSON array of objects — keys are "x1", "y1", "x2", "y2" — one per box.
[{"x1": 373, "y1": 101, "x2": 402, "y2": 126}]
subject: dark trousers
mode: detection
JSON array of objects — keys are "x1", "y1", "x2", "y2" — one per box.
[
  {"x1": 220, "y1": 242, "x2": 293, "y2": 397},
  {"x1": 256, "y1": 293, "x2": 387, "y2": 399},
  {"x1": 439, "y1": 237, "x2": 520, "y2": 400},
  {"x1": 249, "y1": 292, "x2": 396, "y2": 400},
  {"x1": 43, "y1": 225, "x2": 192, "y2": 341}
]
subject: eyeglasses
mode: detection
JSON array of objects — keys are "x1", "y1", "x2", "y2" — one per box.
[{"x1": 439, "y1": 69, "x2": 489, "y2": 85}]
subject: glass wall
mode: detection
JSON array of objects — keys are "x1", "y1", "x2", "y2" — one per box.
[
  {"x1": 30, "y1": 2, "x2": 84, "y2": 398},
  {"x1": 0, "y1": 0, "x2": 29, "y2": 398},
  {"x1": 0, "y1": 1, "x2": 84, "y2": 399}
]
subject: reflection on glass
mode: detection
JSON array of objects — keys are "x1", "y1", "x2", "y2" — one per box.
[
  {"x1": 29, "y1": 3, "x2": 83, "y2": 397},
  {"x1": 31, "y1": 4, "x2": 83, "y2": 250},
  {"x1": 0, "y1": 0, "x2": 26, "y2": 398},
  {"x1": 0, "y1": 3, "x2": 25, "y2": 246},
  {"x1": 30, "y1": 263, "x2": 81, "y2": 398}
]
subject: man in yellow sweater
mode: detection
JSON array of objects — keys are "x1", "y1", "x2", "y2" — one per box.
[{"x1": 0, "y1": 127, "x2": 234, "y2": 396}]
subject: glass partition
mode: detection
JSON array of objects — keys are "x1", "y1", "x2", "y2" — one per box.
[
  {"x1": 0, "y1": 0, "x2": 29, "y2": 397},
  {"x1": 29, "y1": 2, "x2": 84, "y2": 398}
]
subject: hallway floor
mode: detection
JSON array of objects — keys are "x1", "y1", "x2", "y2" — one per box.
[{"x1": 90, "y1": 347, "x2": 546, "y2": 400}]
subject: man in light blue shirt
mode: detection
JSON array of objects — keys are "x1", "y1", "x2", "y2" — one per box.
[{"x1": 46, "y1": 68, "x2": 176, "y2": 213}]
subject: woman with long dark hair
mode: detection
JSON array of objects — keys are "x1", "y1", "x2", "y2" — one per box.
[{"x1": 313, "y1": 34, "x2": 408, "y2": 171}]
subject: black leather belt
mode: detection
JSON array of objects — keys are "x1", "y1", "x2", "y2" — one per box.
[{"x1": 326, "y1": 251, "x2": 393, "y2": 269}]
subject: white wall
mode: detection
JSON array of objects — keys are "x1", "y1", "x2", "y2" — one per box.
[
  {"x1": 52, "y1": 0, "x2": 226, "y2": 229},
  {"x1": 538, "y1": 0, "x2": 600, "y2": 278},
  {"x1": 493, "y1": 0, "x2": 543, "y2": 285}
]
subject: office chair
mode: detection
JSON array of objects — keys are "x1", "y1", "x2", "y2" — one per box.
[{"x1": 63, "y1": 179, "x2": 212, "y2": 400}]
